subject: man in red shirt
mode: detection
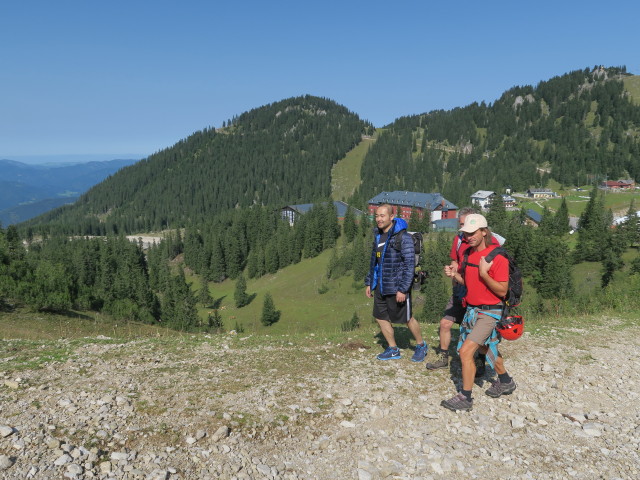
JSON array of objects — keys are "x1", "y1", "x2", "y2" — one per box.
[
  {"x1": 440, "y1": 214, "x2": 516, "y2": 411},
  {"x1": 426, "y1": 208, "x2": 504, "y2": 373}
]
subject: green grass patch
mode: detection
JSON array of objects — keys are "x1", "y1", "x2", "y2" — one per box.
[
  {"x1": 0, "y1": 340, "x2": 72, "y2": 371},
  {"x1": 192, "y1": 248, "x2": 374, "y2": 336},
  {"x1": 623, "y1": 75, "x2": 640, "y2": 105},
  {"x1": 0, "y1": 309, "x2": 176, "y2": 341},
  {"x1": 518, "y1": 188, "x2": 640, "y2": 218},
  {"x1": 331, "y1": 130, "x2": 381, "y2": 201}
]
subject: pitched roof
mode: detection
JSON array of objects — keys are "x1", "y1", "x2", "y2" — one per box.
[
  {"x1": 367, "y1": 191, "x2": 457, "y2": 211},
  {"x1": 470, "y1": 190, "x2": 495, "y2": 199},
  {"x1": 431, "y1": 218, "x2": 460, "y2": 232},
  {"x1": 526, "y1": 209, "x2": 542, "y2": 223},
  {"x1": 284, "y1": 201, "x2": 363, "y2": 217}
]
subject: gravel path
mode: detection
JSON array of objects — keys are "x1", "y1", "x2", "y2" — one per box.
[{"x1": 1, "y1": 320, "x2": 639, "y2": 479}]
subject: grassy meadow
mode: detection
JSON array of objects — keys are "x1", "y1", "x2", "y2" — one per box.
[{"x1": 330, "y1": 130, "x2": 380, "y2": 202}]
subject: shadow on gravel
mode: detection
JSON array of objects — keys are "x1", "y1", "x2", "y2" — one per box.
[{"x1": 373, "y1": 327, "x2": 415, "y2": 350}]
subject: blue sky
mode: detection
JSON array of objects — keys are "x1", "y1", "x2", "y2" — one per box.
[{"x1": 1, "y1": 0, "x2": 639, "y2": 163}]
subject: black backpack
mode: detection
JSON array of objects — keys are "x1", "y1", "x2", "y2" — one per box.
[
  {"x1": 461, "y1": 246, "x2": 523, "y2": 308},
  {"x1": 393, "y1": 231, "x2": 426, "y2": 289}
]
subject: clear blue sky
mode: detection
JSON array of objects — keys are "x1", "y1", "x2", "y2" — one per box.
[{"x1": 1, "y1": 0, "x2": 639, "y2": 162}]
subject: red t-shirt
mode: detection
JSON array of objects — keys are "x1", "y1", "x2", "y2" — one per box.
[
  {"x1": 450, "y1": 233, "x2": 501, "y2": 265},
  {"x1": 449, "y1": 234, "x2": 467, "y2": 264},
  {"x1": 462, "y1": 244, "x2": 509, "y2": 306}
]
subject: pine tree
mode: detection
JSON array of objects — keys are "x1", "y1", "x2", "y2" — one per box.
[
  {"x1": 574, "y1": 186, "x2": 609, "y2": 262},
  {"x1": 208, "y1": 235, "x2": 226, "y2": 282},
  {"x1": 198, "y1": 278, "x2": 213, "y2": 307},
  {"x1": 619, "y1": 200, "x2": 639, "y2": 247},
  {"x1": 234, "y1": 273, "x2": 249, "y2": 308},
  {"x1": 485, "y1": 194, "x2": 507, "y2": 233},
  {"x1": 530, "y1": 233, "x2": 574, "y2": 299},
  {"x1": 260, "y1": 292, "x2": 280, "y2": 326},
  {"x1": 343, "y1": 205, "x2": 357, "y2": 242},
  {"x1": 554, "y1": 198, "x2": 570, "y2": 235},
  {"x1": 207, "y1": 309, "x2": 224, "y2": 332}
]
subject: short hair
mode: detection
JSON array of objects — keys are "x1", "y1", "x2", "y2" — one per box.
[
  {"x1": 376, "y1": 203, "x2": 394, "y2": 216},
  {"x1": 459, "y1": 206, "x2": 478, "y2": 217}
]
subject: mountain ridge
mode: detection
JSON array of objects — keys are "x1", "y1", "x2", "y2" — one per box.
[
  {"x1": 0, "y1": 158, "x2": 138, "y2": 225},
  {"x1": 20, "y1": 67, "x2": 640, "y2": 234}
]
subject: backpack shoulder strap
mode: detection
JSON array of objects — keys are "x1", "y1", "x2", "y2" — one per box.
[
  {"x1": 460, "y1": 245, "x2": 476, "y2": 271},
  {"x1": 484, "y1": 246, "x2": 506, "y2": 263}
]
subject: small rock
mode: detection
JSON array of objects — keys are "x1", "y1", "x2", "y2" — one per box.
[
  {"x1": 146, "y1": 470, "x2": 169, "y2": 480},
  {"x1": 211, "y1": 426, "x2": 230, "y2": 442},
  {"x1": 0, "y1": 425, "x2": 14, "y2": 438},
  {"x1": 111, "y1": 451, "x2": 129, "y2": 461},
  {"x1": 256, "y1": 464, "x2": 271, "y2": 475},
  {"x1": 0, "y1": 455, "x2": 14, "y2": 470},
  {"x1": 511, "y1": 416, "x2": 526, "y2": 429},
  {"x1": 3, "y1": 380, "x2": 19, "y2": 389},
  {"x1": 54, "y1": 454, "x2": 72, "y2": 466},
  {"x1": 66, "y1": 463, "x2": 83, "y2": 475},
  {"x1": 583, "y1": 423, "x2": 603, "y2": 437}
]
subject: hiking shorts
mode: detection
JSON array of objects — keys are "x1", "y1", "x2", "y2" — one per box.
[
  {"x1": 373, "y1": 288, "x2": 412, "y2": 324},
  {"x1": 467, "y1": 310, "x2": 501, "y2": 344},
  {"x1": 442, "y1": 295, "x2": 465, "y2": 325}
]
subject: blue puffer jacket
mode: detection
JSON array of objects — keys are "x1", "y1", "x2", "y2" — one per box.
[{"x1": 364, "y1": 218, "x2": 415, "y2": 295}]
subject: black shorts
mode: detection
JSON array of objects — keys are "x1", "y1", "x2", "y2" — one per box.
[
  {"x1": 442, "y1": 295, "x2": 465, "y2": 325},
  {"x1": 373, "y1": 288, "x2": 412, "y2": 324}
]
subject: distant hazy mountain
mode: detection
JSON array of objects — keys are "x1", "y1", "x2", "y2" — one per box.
[{"x1": 0, "y1": 158, "x2": 138, "y2": 225}]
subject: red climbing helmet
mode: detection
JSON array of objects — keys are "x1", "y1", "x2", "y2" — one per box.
[{"x1": 497, "y1": 315, "x2": 524, "y2": 340}]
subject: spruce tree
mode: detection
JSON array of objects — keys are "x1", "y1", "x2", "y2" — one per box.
[
  {"x1": 198, "y1": 278, "x2": 213, "y2": 307},
  {"x1": 574, "y1": 187, "x2": 608, "y2": 262},
  {"x1": 207, "y1": 309, "x2": 224, "y2": 332},
  {"x1": 343, "y1": 205, "x2": 357, "y2": 242},
  {"x1": 554, "y1": 198, "x2": 570, "y2": 235},
  {"x1": 234, "y1": 273, "x2": 249, "y2": 308},
  {"x1": 260, "y1": 292, "x2": 280, "y2": 326}
]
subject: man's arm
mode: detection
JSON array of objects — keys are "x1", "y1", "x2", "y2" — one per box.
[{"x1": 478, "y1": 256, "x2": 508, "y2": 297}]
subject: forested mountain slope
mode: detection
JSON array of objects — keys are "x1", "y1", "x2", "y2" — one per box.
[
  {"x1": 23, "y1": 67, "x2": 640, "y2": 234},
  {"x1": 26, "y1": 96, "x2": 372, "y2": 235},
  {"x1": 351, "y1": 66, "x2": 640, "y2": 207}
]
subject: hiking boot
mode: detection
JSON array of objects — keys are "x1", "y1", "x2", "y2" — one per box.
[
  {"x1": 377, "y1": 346, "x2": 401, "y2": 361},
  {"x1": 441, "y1": 392, "x2": 473, "y2": 411},
  {"x1": 411, "y1": 342, "x2": 428, "y2": 362},
  {"x1": 425, "y1": 351, "x2": 449, "y2": 370},
  {"x1": 474, "y1": 357, "x2": 486, "y2": 378},
  {"x1": 485, "y1": 379, "x2": 517, "y2": 398}
]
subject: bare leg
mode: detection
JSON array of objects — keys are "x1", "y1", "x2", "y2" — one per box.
[
  {"x1": 406, "y1": 317, "x2": 424, "y2": 344},
  {"x1": 459, "y1": 339, "x2": 480, "y2": 391},
  {"x1": 493, "y1": 353, "x2": 506, "y2": 375},
  {"x1": 376, "y1": 319, "x2": 396, "y2": 347},
  {"x1": 439, "y1": 317, "x2": 454, "y2": 351}
]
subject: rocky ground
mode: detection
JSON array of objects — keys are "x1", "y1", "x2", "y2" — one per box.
[{"x1": 1, "y1": 318, "x2": 639, "y2": 480}]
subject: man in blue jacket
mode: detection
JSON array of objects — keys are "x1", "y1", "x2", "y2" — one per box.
[{"x1": 365, "y1": 204, "x2": 427, "y2": 361}]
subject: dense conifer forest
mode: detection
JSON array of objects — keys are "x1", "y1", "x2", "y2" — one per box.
[
  {"x1": 5, "y1": 66, "x2": 640, "y2": 331},
  {"x1": 351, "y1": 66, "x2": 640, "y2": 207},
  {"x1": 24, "y1": 96, "x2": 372, "y2": 236}
]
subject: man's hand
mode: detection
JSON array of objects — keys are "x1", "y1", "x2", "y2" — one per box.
[
  {"x1": 396, "y1": 291, "x2": 406, "y2": 303},
  {"x1": 366, "y1": 286, "x2": 372, "y2": 298},
  {"x1": 479, "y1": 256, "x2": 492, "y2": 278},
  {"x1": 444, "y1": 264, "x2": 457, "y2": 278}
]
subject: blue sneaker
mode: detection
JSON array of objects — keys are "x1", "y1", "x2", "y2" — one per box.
[
  {"x1": 377, "y1": 346, "x2": 401, "y2": 360},
  {"x1": 411, "y1": 342, "x2": 428, "y2": 362}
]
